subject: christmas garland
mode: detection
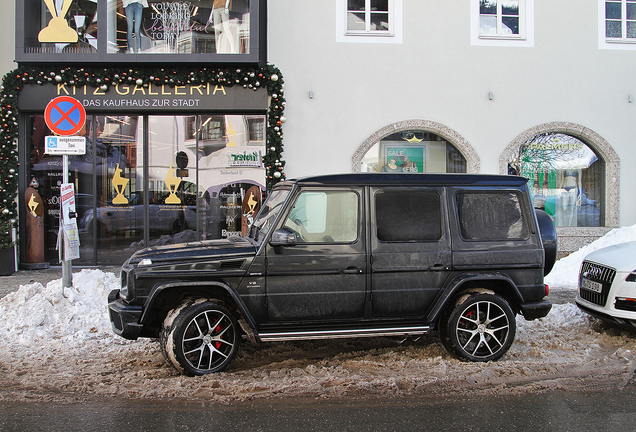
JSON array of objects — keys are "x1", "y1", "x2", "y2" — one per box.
[{"x1": 0, "y1": 63, "x2": 286, "y2": 249}]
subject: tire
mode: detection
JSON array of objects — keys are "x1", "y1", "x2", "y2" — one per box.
[
  {"x1": 439, "y1": 292, "x2": 516, "y2": 362},
  {"x1": 160, "y1": 299, "x2": 240, "y2": 376}
]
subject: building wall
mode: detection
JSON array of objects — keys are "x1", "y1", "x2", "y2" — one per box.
[
  {"x1": 1, "y1": 1, "x2": 16, "y2": 78},
  {"x1": 267, "y1": 0, "x2": 636, "y2": 239}
]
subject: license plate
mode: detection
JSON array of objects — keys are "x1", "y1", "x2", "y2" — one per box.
[{"x1": 581, "y1": 278, "x2": 603, "y2": 293}]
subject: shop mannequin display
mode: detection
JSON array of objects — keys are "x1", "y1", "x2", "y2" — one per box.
[
  {"x1": 557, "y1": 170, "x2": 579, "y2": 227},
  {"x1": 211, "y1": 0, "x2": 236, "y2": 53},
  {"x1": 123, "y1": 0, "x2": 148, "y2": 53}
]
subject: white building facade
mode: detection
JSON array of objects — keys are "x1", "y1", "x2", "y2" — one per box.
[{"x1": 268, "y1": 0, "x2": 636, "y2": 255}]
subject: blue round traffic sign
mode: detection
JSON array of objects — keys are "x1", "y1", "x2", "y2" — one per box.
[{"x1": 44, "y1": 96, "x2": 86, "y2": 136}]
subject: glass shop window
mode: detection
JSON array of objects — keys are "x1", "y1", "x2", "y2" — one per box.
[
  {"x1": 106, "y1": 0, "x2": 252, "y2": 54},
  {"x1": 361, "y1": 130, "x2": 467, "y2": 174},
  {"x1": 510, "y1": 133, "x2": 605, "y2": 227}
]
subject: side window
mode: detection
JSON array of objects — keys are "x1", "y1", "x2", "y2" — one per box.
[
  {"x1": 457, "y1": 192, "x2": 529, "y2": 240},
  {"x1": 375, "y1": 189, "x2": 442, "y2": 242},
  {"x1": 283, "y1": 191, "x2": 358, "y2": 243}
]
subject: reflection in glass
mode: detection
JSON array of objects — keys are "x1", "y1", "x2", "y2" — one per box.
[
  {"x1": 480, "y1": 15, "x2": 497, "y2": 35},
  {"x1": 606, "y1": 2, "x2": 622, "y2": 20},
  {"x1": 502, "y1": 16, "x2": 519, "y2": 34},
  {"x1": 348, "y1": 0, "x2": 365, "y2": 10},
  {"x1": 148, "y1": 115, "x2": 266, "y2": 244},
  {"x1": 510, "y1": 133, "x2": 604, "y2": 228},
  {"x1": 370, "y1": 13, "x2": 389, "y2": 31},
  {"x1": 480, "y1": 0, "x2": 497, "y2": 15},
  {"x1": 80, "y1": 115, "x2": 145, "y2": 263},
  {"x1": 361, "y1": 131, "x2": 467, "y2": 174},
  {"x1": 107, "y1": 0, "x2": 251, "y2": 54}
]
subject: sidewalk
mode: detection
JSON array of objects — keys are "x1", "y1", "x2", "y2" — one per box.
[{"x1": 0, "y1": 266, "x2": 119, "y2": 299}]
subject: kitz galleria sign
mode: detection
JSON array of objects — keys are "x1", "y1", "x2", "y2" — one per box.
[{"x1": 18, "y1": 83, "x2": 267, "y2": 113}]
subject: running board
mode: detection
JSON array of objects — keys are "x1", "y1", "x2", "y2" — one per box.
[{"x1": 258, "y1": 325, "x2": 431, "y2": 342}]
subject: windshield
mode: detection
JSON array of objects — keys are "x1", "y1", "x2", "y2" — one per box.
[{"x1": 250, "y1": 188, "x2": 290, "y2": 242}]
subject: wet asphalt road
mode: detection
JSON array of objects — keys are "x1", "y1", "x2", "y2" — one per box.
[{"x1": 2, "y1": 387, "x2": 636, "y2": 432}]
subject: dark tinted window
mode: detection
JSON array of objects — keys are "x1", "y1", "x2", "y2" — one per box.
[
  {"x1": 376, "y1": 189, "x2": 442, "y2": 242},
  {"x1": 457, "y1": 192, "x2": 529, "y2": 240}
]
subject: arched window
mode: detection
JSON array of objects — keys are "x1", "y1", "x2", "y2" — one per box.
[
  {"x1": 360, "y1": 130, "x2": 467, "y2": 173},
  {"x1": 509, "y1": 133, "x2": 604, "y2": 227}
]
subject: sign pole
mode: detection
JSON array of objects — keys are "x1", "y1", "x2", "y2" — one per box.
[
  {"x1": 62, "y1": 154, "x2": 72, "y2": 290},
  {"x1": 43, "y1": 96, "x2": 87, "y2": 294}
]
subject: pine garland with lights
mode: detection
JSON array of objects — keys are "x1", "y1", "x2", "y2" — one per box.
[{"x1": 0, "y1": 64, "x2": 286, "y2": 249}]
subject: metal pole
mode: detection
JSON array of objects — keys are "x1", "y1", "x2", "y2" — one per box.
[{"x1": 62, "y1": 154, "x2": 72, "y2": 290}]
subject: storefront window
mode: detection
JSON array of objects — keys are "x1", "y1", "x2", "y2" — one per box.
[
  {"x1": 361, "y1": 131, "x2": 467, "y2": 173},
  {"x1": 149, "y1": 114, "x2": 265, "y2": 244},
  {"x1": 28, "y1": 115, "x2": 97, "y2": 264},
  {"x1": 106, "y1": 0, "x2": 252, "y2": 54},
  {"x1": 90, "y1": 115, "x2": 144, "y2": 262},
  {"x1": 26, "y1": 110, "x2": 265, "y2": 266},
  {"x1": 32, "y1": 0, "x2": 98, "y2": 53},
  {"x1": 191, "y1": 114, "x2": 266, "y2": 239},
  {"x1": 510, "y1": 133, "x2": 604, "y2": 227}
]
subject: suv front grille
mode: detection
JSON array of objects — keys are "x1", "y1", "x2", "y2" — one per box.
[{"x1": 579, "y1": 261, "x2": 616, "y2": 307}]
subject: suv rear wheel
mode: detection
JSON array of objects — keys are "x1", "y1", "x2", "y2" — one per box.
[
  {"x1": 160, "y1": 299, "x2": 240, "y2": 376},
  {"x1": 440, "y1": 292, "x2": 516, "y2": 362}
]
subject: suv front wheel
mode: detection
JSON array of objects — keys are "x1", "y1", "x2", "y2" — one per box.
[
  {"x1": 160, "y1": 299, "x2": 241, "y2": 376},
  {"x1": 439, "y1": 292, "x2": 516, "y2": 362}
]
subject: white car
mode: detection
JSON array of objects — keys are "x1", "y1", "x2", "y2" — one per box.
[{"x1": 576, "y1": 241, "x2": 636, "y2": 329}]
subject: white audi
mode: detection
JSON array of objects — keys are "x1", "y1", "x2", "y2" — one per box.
[{"x1": 576, "y1": 241, "x2": 636, "y2": 329}]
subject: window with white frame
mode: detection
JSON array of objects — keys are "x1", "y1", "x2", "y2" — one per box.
[
  {"x1": 605, "y1": 0, "x2": 636, "y2": 41},
  {"x1": 479, "y1": 0, "x2": 525, "y2": 38},
  {"x1": 346, "y1": 0, "x2": 392, "y2": 35},
  {"x1": 337, "y1": 0, "x2": 402, "y2": 43}
]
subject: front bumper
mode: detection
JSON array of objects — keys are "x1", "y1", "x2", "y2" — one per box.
[
  {"x1": 576, "y1": 296, "x2": 636, "y2": 330},
  {"x1": 519, "y1": 300, "x2": 552, "y2": 320},
  {"x1": 108, "y1": 289, "x2": 144, "y2": 340}
]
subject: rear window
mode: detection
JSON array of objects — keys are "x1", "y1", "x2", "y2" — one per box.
[
  {"x1": 375, "y1": 189, "x2": 442, "y2": 242},
  {"x1": 457, "y1": 191, "x2": 529, "y2": 240}
]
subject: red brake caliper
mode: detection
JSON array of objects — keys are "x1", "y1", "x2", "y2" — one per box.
[{"x1": 215, "y1": 324, "x2": 222, "y2": 349}]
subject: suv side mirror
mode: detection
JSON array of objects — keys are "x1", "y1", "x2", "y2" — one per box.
[{"x1": 269, "y1": 228, "x2": 297, "y2": 254}]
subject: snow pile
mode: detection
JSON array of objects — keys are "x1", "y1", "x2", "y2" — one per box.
[
  {"x1": 0, "y1": 270, "x2": 121, "y2": 353},
  {"x1": 0, "y1": 228, "x2": 635, "y2": 403},
  {"x1": 545, "y1": 224, "x2": 636, "y2": 287}
]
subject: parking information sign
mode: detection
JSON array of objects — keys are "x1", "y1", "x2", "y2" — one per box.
[
  {"x1": 58, "y1": 183, "x2": 80, "y2": 261},
  {"x1": 45, "y1": 136, "x2": 86, "y2": 155}
]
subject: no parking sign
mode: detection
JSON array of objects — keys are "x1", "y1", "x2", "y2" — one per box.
[{"x1": 44, "y1": 96, "x2": 86, "y2": 136}]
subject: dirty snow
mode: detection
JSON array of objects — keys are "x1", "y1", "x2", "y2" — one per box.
[{"x1": 1, "y1": 227, "x2": 636, "y2": 403}]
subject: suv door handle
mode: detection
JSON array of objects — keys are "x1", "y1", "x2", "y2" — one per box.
[
  {"x1": 429, "y1": 264, "x2": 447, "y2": 271},
  {"x1": 342, "y1": 267, "x2": 363, "y2": 274}
]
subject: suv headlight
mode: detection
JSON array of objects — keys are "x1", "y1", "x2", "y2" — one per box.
[{"x1": 626, "y1": 270, "x2": 636, "y2": 282}]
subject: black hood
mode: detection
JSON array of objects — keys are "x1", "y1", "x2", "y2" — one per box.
[{"x1": 128, "y1": 237, "x2": 256, "y2": 265}]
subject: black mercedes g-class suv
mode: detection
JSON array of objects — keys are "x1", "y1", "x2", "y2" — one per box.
[{"x1": 109, "y1": 173, "x2": 556, "y2": 375}]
